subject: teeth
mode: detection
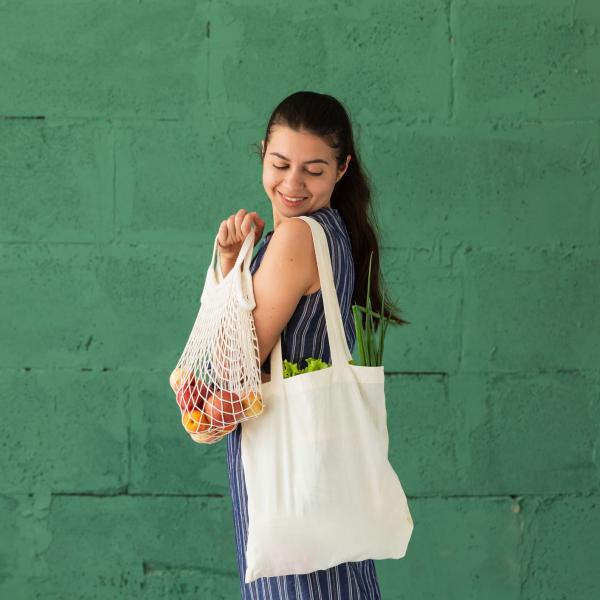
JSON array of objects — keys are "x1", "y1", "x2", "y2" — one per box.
[{"x1": 280, "y1": 192, "x2": 306, "y2": 202}]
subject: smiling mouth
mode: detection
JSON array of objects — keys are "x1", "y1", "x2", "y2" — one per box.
[{"x1": 278, "y1": 191, "x2": 308, "y2": 203}]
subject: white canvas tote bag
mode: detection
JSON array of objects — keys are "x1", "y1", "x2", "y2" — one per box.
[{"x1": 240, "y1": 215, "x2": 414, "y2": 583}]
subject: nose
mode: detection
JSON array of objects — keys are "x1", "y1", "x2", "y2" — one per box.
[{"x1": 282, "y1": 166, "x2": 308, "y2": 190}]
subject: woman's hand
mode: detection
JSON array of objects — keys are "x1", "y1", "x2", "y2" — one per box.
[{"x1": 217, "y1": 209, "x2": 266, "y2": 260}]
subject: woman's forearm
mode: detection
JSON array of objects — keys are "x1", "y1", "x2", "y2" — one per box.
[{"x1": 220, "y1": 254, "x2": 237, "y2": 277}]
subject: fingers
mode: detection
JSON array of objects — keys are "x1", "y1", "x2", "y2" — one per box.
[
  {"x1": 218, "y1": 218, "x2": 236, "y2": 248},
  {"x1": 254, "y1": 214, "x2": 265, "y2": 244},
  {"x1": 234, "y1": 209, "x2": 247, "y2": 237},
  {"x1": 218, "y1": 209, "x2": 265, "y2": 251},
  {"x1": 227, "y1": 212, "x2": 239, "y2": 241},
  {"x1": 244, "y1": 211, "x2": 266, "y2": 243},
  {"x1": 217, "y1": 220, "x2": 228, "y2": 247},
  {"x1": 234, "y1": 210, "x2": 264, "y2": 240}
]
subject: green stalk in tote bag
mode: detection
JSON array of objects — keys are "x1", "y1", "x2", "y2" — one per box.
[{"x1": 351, "y1": 250, "x2": 392, "y2": 367}]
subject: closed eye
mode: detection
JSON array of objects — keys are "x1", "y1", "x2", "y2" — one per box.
[{"x1": 273, "y1": 165, "x2": 323, "y2": 176}]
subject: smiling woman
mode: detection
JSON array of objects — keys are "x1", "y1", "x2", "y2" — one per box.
[{"x1": 222, "y1": 90, "x2": 410, "y2": 600}]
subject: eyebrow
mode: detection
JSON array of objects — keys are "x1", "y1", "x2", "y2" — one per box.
[{"x1": 269, "y1": 152, "x2": 329, "y2": 166}]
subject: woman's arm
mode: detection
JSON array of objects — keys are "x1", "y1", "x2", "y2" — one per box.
[
  {"x1": 219, "y1": 254, "x2": 237, "y2": 278},
  {"x1": 251, "y1": 218, "x2": 318, "y2": 370}
]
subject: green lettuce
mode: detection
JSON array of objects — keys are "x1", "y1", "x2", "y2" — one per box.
[
  {"x1": 282, "y1": 357, "x2": 356, "y2": 378},
  {"x1": 283, "y1": 357, "x2": 331, "y2": 378},
  {"x1": 282, "y1": 359, "x2": 303, "y2": 379}
]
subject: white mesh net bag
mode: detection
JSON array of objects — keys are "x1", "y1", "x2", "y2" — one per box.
[{"x1": 169, "y1": 224, "x2": 264, "y2": 444}]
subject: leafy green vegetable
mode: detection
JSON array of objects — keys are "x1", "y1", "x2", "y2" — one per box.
[
  {"x1": 282, "y1": 359, "x2": 304, "y2": 379},
  {"x1": 283, "y1": 357, "x2": 331, "y2": 378},
  {"x1": 282, "y1": 357, "x2": 359, "y2": 378}
]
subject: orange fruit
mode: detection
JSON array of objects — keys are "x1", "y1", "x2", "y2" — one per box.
[
  {"x1": 241, "y1": 391, "x2": 263, "y2": 418},
  {"x1": 182, "y1": 408, "x2": 210, "y2": 433}
]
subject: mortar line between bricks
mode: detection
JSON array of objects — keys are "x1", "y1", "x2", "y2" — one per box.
[
  {"x1": 207, "y1": 0, "x2": 212, "y2": 107},
  {"x1": 3, "y1": 367, "x2": 448, "y2": 375},
  {"x1": 4, "y1": 367, "x2": 600, "y2": 376},
  {"x1": 6, "y1": 492, "x2": 597, "y2": 499},
  {"x1": 2, "y1": 114, "x2": 597, "y2": 127},
  {"x1": 519, "y1": 118, "x2": 600, "y2": 125},
  {"x1": 2, "y1": 241, "x2": 599, "y2": 251},
  {"x1": 0, "y1": 115, "x2": 45, "y2": 120},
  {"x1": 446, "y1": 0, "x2": 456, "y2": 122},
  {"x1": 126, "y1": 382, "x2": 132, "y2": 494},
  {"x1": 571, "y1": 0, "x2": 578, "y2": 27},
  {"x1": 457, "y1": 273, "x2": 465, "y2": 374},
  {"x1": 112, "y1": 124, "x2": 117, "y2": 242},
  {"x1": 48, "y1": 492, "x2": 227, "y2": 498}
]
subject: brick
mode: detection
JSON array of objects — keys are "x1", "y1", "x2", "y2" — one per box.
[
  {"x1": 113, "y1": 120, "x2": 264, "y2": 244},
  {"x1": 519, "y1": 495, "x2": 600, "y2": 600},
  {"x1": 41, "y1": 495, "x2": 239, "y2": 599},
  {"x1": 450, "y1": 372, "x2": 600, "y2": 495},
  {"x1": 385, "y1": 373, "x2": 460, "y2": 496},
  {"x1": 0, "y1": 120, "x2": 113, "y2": 243},
  {"x1": 377, "y1": 496, "x2": 521, "y2": 600},
  {"x1": 369, "y1": 121, "x2": 600, "y2": 248},
  {"x1": 0, "y1": 494, "x2": 37, "y2": 599},
  {"x1": 379, "y1": 252, "x2": 462, "y2": 374},
  {"x1": 0, "y1": 370, "x2": 128, "y2": 493},
  {"x1": 212, "y1": 0, "x2": 449, "y2": 121},
  {"x1": 0, "y1": 0, "x2": 208, "y2": 119},
  {"x1": 0, "y1": 242, "x2": 213, "y2": 369},
  {"x1": 453, "y1": 0, "x2": 600, "y2": 121},
  {"x1": 457, "y1": 245, "x2": 600, "y2": 372}
]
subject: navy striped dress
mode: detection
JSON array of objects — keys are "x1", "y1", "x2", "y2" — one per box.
[{"x1": 226, "y1": 206, "x2": 382, "y2": 599}]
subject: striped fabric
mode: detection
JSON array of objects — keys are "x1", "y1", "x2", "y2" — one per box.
[{"x1": 226, "y1": 206, "x2": 382, "y2": 599}]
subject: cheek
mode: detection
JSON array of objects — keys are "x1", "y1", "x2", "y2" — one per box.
[
  {"x1": 263, "y1": 169, "x2": 281, "y2": 188},
  {"x1": 313, "y1": 178, "x2": 331, "y2": 194}
]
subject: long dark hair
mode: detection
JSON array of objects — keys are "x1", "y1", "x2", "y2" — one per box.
[{"x1": 254, "y1": 91, "x2": 410, "y2": 328}]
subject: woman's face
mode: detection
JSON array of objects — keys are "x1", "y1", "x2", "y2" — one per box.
[{"x1": 261, "y1": 125, "x2": 350, "y2": 227}]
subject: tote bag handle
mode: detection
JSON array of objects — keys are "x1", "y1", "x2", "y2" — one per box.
[{"x1": 269, "y1": 216, "x2": 353, "y2": 382}]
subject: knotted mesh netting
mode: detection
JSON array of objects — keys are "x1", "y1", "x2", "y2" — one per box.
[{"x1": 170, "y1": 226, "x2": 264, "y2": 444}]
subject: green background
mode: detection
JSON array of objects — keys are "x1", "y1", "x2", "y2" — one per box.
[{"x1": 1, "y1": 0, "x2": 599, "y2": 598}]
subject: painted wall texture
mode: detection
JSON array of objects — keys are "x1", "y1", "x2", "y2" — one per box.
[{"x1": 1, "y1": 0, "x2": 599, "y2": 599}]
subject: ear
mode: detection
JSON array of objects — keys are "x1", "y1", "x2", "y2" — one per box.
[
  {"x1": 260, "y1": 139, "x2": 265, "y2": 155},
  {"x1": 335, "y1": 154, "x2": 352, "y2": 183}
]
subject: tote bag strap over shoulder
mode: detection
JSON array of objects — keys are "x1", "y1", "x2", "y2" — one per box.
[{"x1": 269, "y1": 215, "x2": 353, "y2": 382}]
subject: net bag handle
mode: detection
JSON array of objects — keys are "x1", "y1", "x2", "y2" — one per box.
[{"x1": 209, "y1": 221, "x2": 257, "y2": 311}]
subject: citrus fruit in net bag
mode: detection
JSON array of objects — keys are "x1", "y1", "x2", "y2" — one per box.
[
  {"x1": 181, "y1": 407, "x2": 210, "y2": 434},
  {"x1": 241, "y1": 390, "x2": 263, "y2": 418},
  {"x1": 190, "y1": 422, "x2": 237, "y2": 444}
]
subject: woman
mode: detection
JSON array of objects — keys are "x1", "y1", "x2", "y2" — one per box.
[{"x1": 216, "y1": 91, "x2": 408, "y2": 599}]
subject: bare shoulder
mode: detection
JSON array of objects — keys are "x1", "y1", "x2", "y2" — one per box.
[
  {"x1": 271, "y1": 216, "x2": 314, "y2": 243},
  {"x1": 266, "y1": 218, "x2": 315, "y2": 264},
  {"x1": 266, "y1": 218, "x2": 318, "y2": 292}
]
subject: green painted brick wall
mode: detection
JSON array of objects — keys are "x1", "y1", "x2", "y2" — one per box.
[{"x1": 1, "y1": 0, "x2": 599, "y2": 599}]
